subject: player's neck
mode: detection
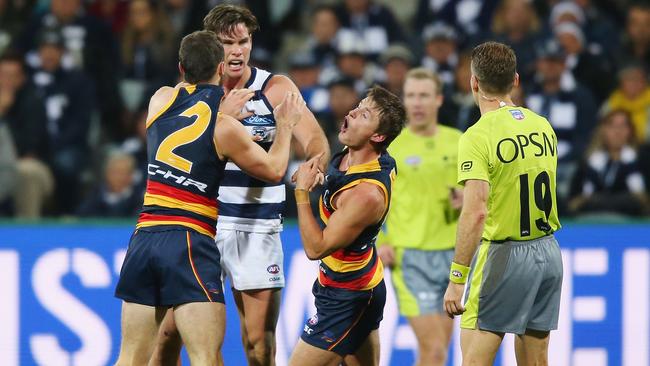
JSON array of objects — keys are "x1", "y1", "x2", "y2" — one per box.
[
  {"x1": 222, "y1": 66, "x2": 252, "y2": 91},
  {"x1": 478, "y1": 93, "x2": 514, "y2": 115},
  {"x1": 343, "y1": 146, "x2": 380, "y2": 171}
]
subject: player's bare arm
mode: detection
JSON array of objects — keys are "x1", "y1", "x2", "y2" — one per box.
[
  {"x1": 214, "y1": 91, "x2": 303, "y2": 183},
  {"x1": 444, "y1": 179, "x2": 489, "y2": 318},
  {"x1": 265, "y1": 74, "x2": 331, "y2": 170},
  {"x1": 294, "y1": 160, "x2": 387, "y2": 260}
]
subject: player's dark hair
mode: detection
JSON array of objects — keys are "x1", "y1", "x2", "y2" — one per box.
[
  {"x1": 178, "y1": 31, "x2": 223, "y2": 84},
  {"x1": 368, "y1": 85, "x2": 406, "y2": 151},
  {"x1": 203, "y1": 4, "x2": 259, "y2": 37},
  {"x1": 471, "y1": 41, "x2": 517, "y2": 95}
]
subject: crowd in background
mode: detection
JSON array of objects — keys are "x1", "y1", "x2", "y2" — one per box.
[{"x1": 1, "y1": 0, "x2": 649, "y2": 219}]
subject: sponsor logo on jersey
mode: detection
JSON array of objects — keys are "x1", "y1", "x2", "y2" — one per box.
[
  {"x1": 244, "y1": 115, "x2": 274, "y2": 126},
  {"x1": 405, "y1": 155, "x2": 422, "y2": 167},
  {"x1": 510, "y1": 109, "x2": 525, "y2": 120}
]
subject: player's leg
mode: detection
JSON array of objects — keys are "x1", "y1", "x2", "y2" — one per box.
[
  {"x1": 289, "y1": 339, "x2": 342, "y2": 366},
  {"x1": 408, "y1": 314, "x2": 454, "y2": 366},
  {"x1": 232, "y1": 288, "x2": 281, "y2": 365},
  {"x1": 149, "y1": 308, "x2": 183, "y2": 366},
  {"x1": 460, "y1": 328, "x2": 503, "y2": 366},
  {"x1": 224, "y1": 230, "x2": 284, "y2": 365},
  {"x1": 115, "y1": 302, "x2": 166, "y2": 366},
  {"x1": 342, "y1": 329, "x2": 380, "y2": 366},
  {"x1": 173, "y1": 302, "x2": 226, "y2": 366},
  {"x1": 514, "y1": 329, "x2": 550, "y2": 366}
]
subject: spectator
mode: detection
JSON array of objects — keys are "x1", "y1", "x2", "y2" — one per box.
[
  {"x1": 31, "y1": 27, "x2": 95, "y2": 215},
  {"x1": 316, "y1": 77, "x2": 360, "y2": 154},
  {"x1": 554, "y1": 21, "x2": 614, "y2": 103},
  {"x1": 118, "y1": 107, "x2": 147, "y2": 188},
  {"x1": 0, "y1": 52, "x2": 53, "y2": 218},
  {"x1": 569, "y1": 110, "x2": 648, "y2": 216},
  {"x1": 421, "y1": 22, "x2": 460, "y2": 89},
  {"x1": 526, "y1": 40, "x2": 598, "y2": 206},
  {"x1": 335, "y1": 0, "x2": 405, "y2": 60},
  {"x1": 0, "y1": 0, "x2": 34, "y2": 55},
  {"x1": 573, "y1": 0, "x2": 619, "y2": 53},
  {"x1": 604, "y1": 63, "x2": 650, "y2": 143},
  {"x1": 491, "y1": 0, "x2": 543, "y2": 81},
  {"x1": 377, "y1": 43, "x2": 413, "y2": 98},
  {"x1": 18, "y1": 0, "x2": 123, "y2": 141},
  {"x1": 88, "y1": 0, "x2": 130, "y2": 35},
  {"x1": 288, "y1": 52, "x2": 329, "y2": 114},
  {"x1": 321, "y1": 39, "x2": 377, "y2": 95},
  {"x1": 121, "y1": 0, "x2": 176, "y2": 87},
  {"x1": 76, "y1": 151, "x2": 143, "y2": 217},
  {"x1": 303, "y1": 5, "x2": 340, "y2": 70},
  {"x1": 415, "y1": 0, "x2": 499, "y2": 38},
  {"x1": 617, "y1": 3, "x2": 650, "y2": 70},
  {"x1": 439, "y1": 52, "x2": 481, "y2": 131}
]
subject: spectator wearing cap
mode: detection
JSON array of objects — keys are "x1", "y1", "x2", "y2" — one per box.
[
  {"x1": 288, "y1": 52, "x2": 329, "y2": 114},
  {"x1": 490, "y1": 0, "x2": 543, "y2": 82},
  {"x1": 555, "y1": 21, "x2": 614, "y2": 103},
  {"x1": 568, "y1": 110, "x2": 648, "y2": 217},
  {"x1": 321, "y1": 39, "x2": 377, "y2": 95},
  {"x1": 526, "y1": 39, "x2": 598, "y2": 209},
  {"x1": 17, "y1": 0, "x2": 122, "y2": 141},
  {"x1": 334, "y1": 0, "x2": 406, "y2": 61},
  {"x1": 617, "y1": 3, "x2": 650, "y2": 71},
  {"x1": 550, "y1": 0, "x2": 618, "y2": 55},
  {"x1": 0, "y1": 52, "x2": 53, "y2": 218},
  {"x1": 377, "y1": 43, "x2": 413, "y2": 98},
  {"x1": 76, "y1": 150, "x2": 143, "y2": 217},
  {"x1": 415, "y1": 0, "x2": 499, "y2": 38},
  {"x1": 31, "y1": 27, "x2": 95, "y2": 215},
  {"x1": 302, "y1": 5, "x2": 340, "y2": 70},
  {"x1": 421, "y1": 22, "x2": 459, "y2": 89},
  {"x1": 604, "y1": 63, "x2": 650, "y2": 144}
]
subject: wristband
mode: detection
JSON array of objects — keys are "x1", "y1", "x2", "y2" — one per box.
[
  {"x1": 295, "y1": 189, "x2": 310, "y2": 205},
  {"x1": 449, "y1": 261, "x2": 470, "y2": 284}
]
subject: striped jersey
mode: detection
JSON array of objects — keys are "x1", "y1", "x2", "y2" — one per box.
[
  {"x1": 217, "y1": 67, "x2": 285, "y2": 233},
  {"x1": 136, "y1": 84, "x2": 226, "y2": 238},
  {"x1": 317, "y1": 150, "x2": 396, "y2": 291}
]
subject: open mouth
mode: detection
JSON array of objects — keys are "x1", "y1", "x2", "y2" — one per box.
[
  {"x1": 227, "y1": 60, "x2": 244, "y2": 71},
  {"x1": 340, "y1": 117, "x2": 349, "y2": 133}
]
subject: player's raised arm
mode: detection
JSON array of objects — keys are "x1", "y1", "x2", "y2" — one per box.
[{"x1": 214, "y1": 91, "x2": 303, "y2": 183}]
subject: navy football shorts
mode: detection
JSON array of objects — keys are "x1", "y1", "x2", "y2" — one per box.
[
  {"x1": 301, "y1": 280, "x2": 386, "y2": 356},
  {"x1": 115, "y1": 226, "x2": 224, "y2": 306}
]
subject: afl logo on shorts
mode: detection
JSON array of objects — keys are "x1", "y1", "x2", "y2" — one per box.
[
  {"x1": 267, "y1": 264, "x2": 280, "y2": 274},
  {"x1": 308, "y1": 314, "x2": 318, "y2": 325}
]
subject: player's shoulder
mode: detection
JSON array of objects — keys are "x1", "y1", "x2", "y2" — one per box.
[
  {"x1": 147, "y1": 86, "x2": 180, "y2": 120},
  {"x1": 345, "y1": 181, "x2": 386, "y2": 211}
]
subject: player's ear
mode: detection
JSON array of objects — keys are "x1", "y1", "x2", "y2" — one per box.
[
  {"x1": 370, "y1": 133, "x2": 386, "y2": 144},
  {"x1": 470, "y1": 75, "x2": 479, "y2": 93},
  {"x1": 178, "y1": 62, "x2": 184, "y2": 79},
  {"x1": 513, "y1": 72, "x2": 520, "y2": 88}
]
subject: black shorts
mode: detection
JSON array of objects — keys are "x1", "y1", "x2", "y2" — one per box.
[
  {"x1": 301, "y1": 280, "x2": 386, "y2": 356},
  {"x1": 115, "y1": 227, "x2": 224, "y2": 306}
]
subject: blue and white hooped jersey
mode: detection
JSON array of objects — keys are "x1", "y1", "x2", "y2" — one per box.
[{"x1": 217, "y1": 67, "x2": 285, "y2": 233}]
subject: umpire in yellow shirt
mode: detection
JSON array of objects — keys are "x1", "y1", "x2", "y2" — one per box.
[
  {"x1": 443, "y1": 42, "x2": 562, "y2": 365},
  {"x1": 377, "y1": 68, "x2": 462, "y2": 366}
]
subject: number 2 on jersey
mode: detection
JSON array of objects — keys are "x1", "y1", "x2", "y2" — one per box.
[
  {"x1": 519, "y1": 171, "x2": 553, "y2": 237},
  {"x1": 155, "y1": 101, "x2": 212, "y2": 173}
]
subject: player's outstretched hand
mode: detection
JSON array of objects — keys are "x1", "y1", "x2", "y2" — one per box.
[
  {"x1": 294, "y1": 153, "x2": 324, "y2": 191},
  {"x1": 274, "y1": 91, "x2": 305, "y2": 131},
  {"x1": 219, "y1": 88, "x2": 255, "y2": 120},
  {"x1": 443, "y1": 282, "x2": 466, "y2": 319}
]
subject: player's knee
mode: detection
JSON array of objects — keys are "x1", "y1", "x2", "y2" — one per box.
[{"x1": 419, "y1": 343, "x2": 448, "y2": 365}]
